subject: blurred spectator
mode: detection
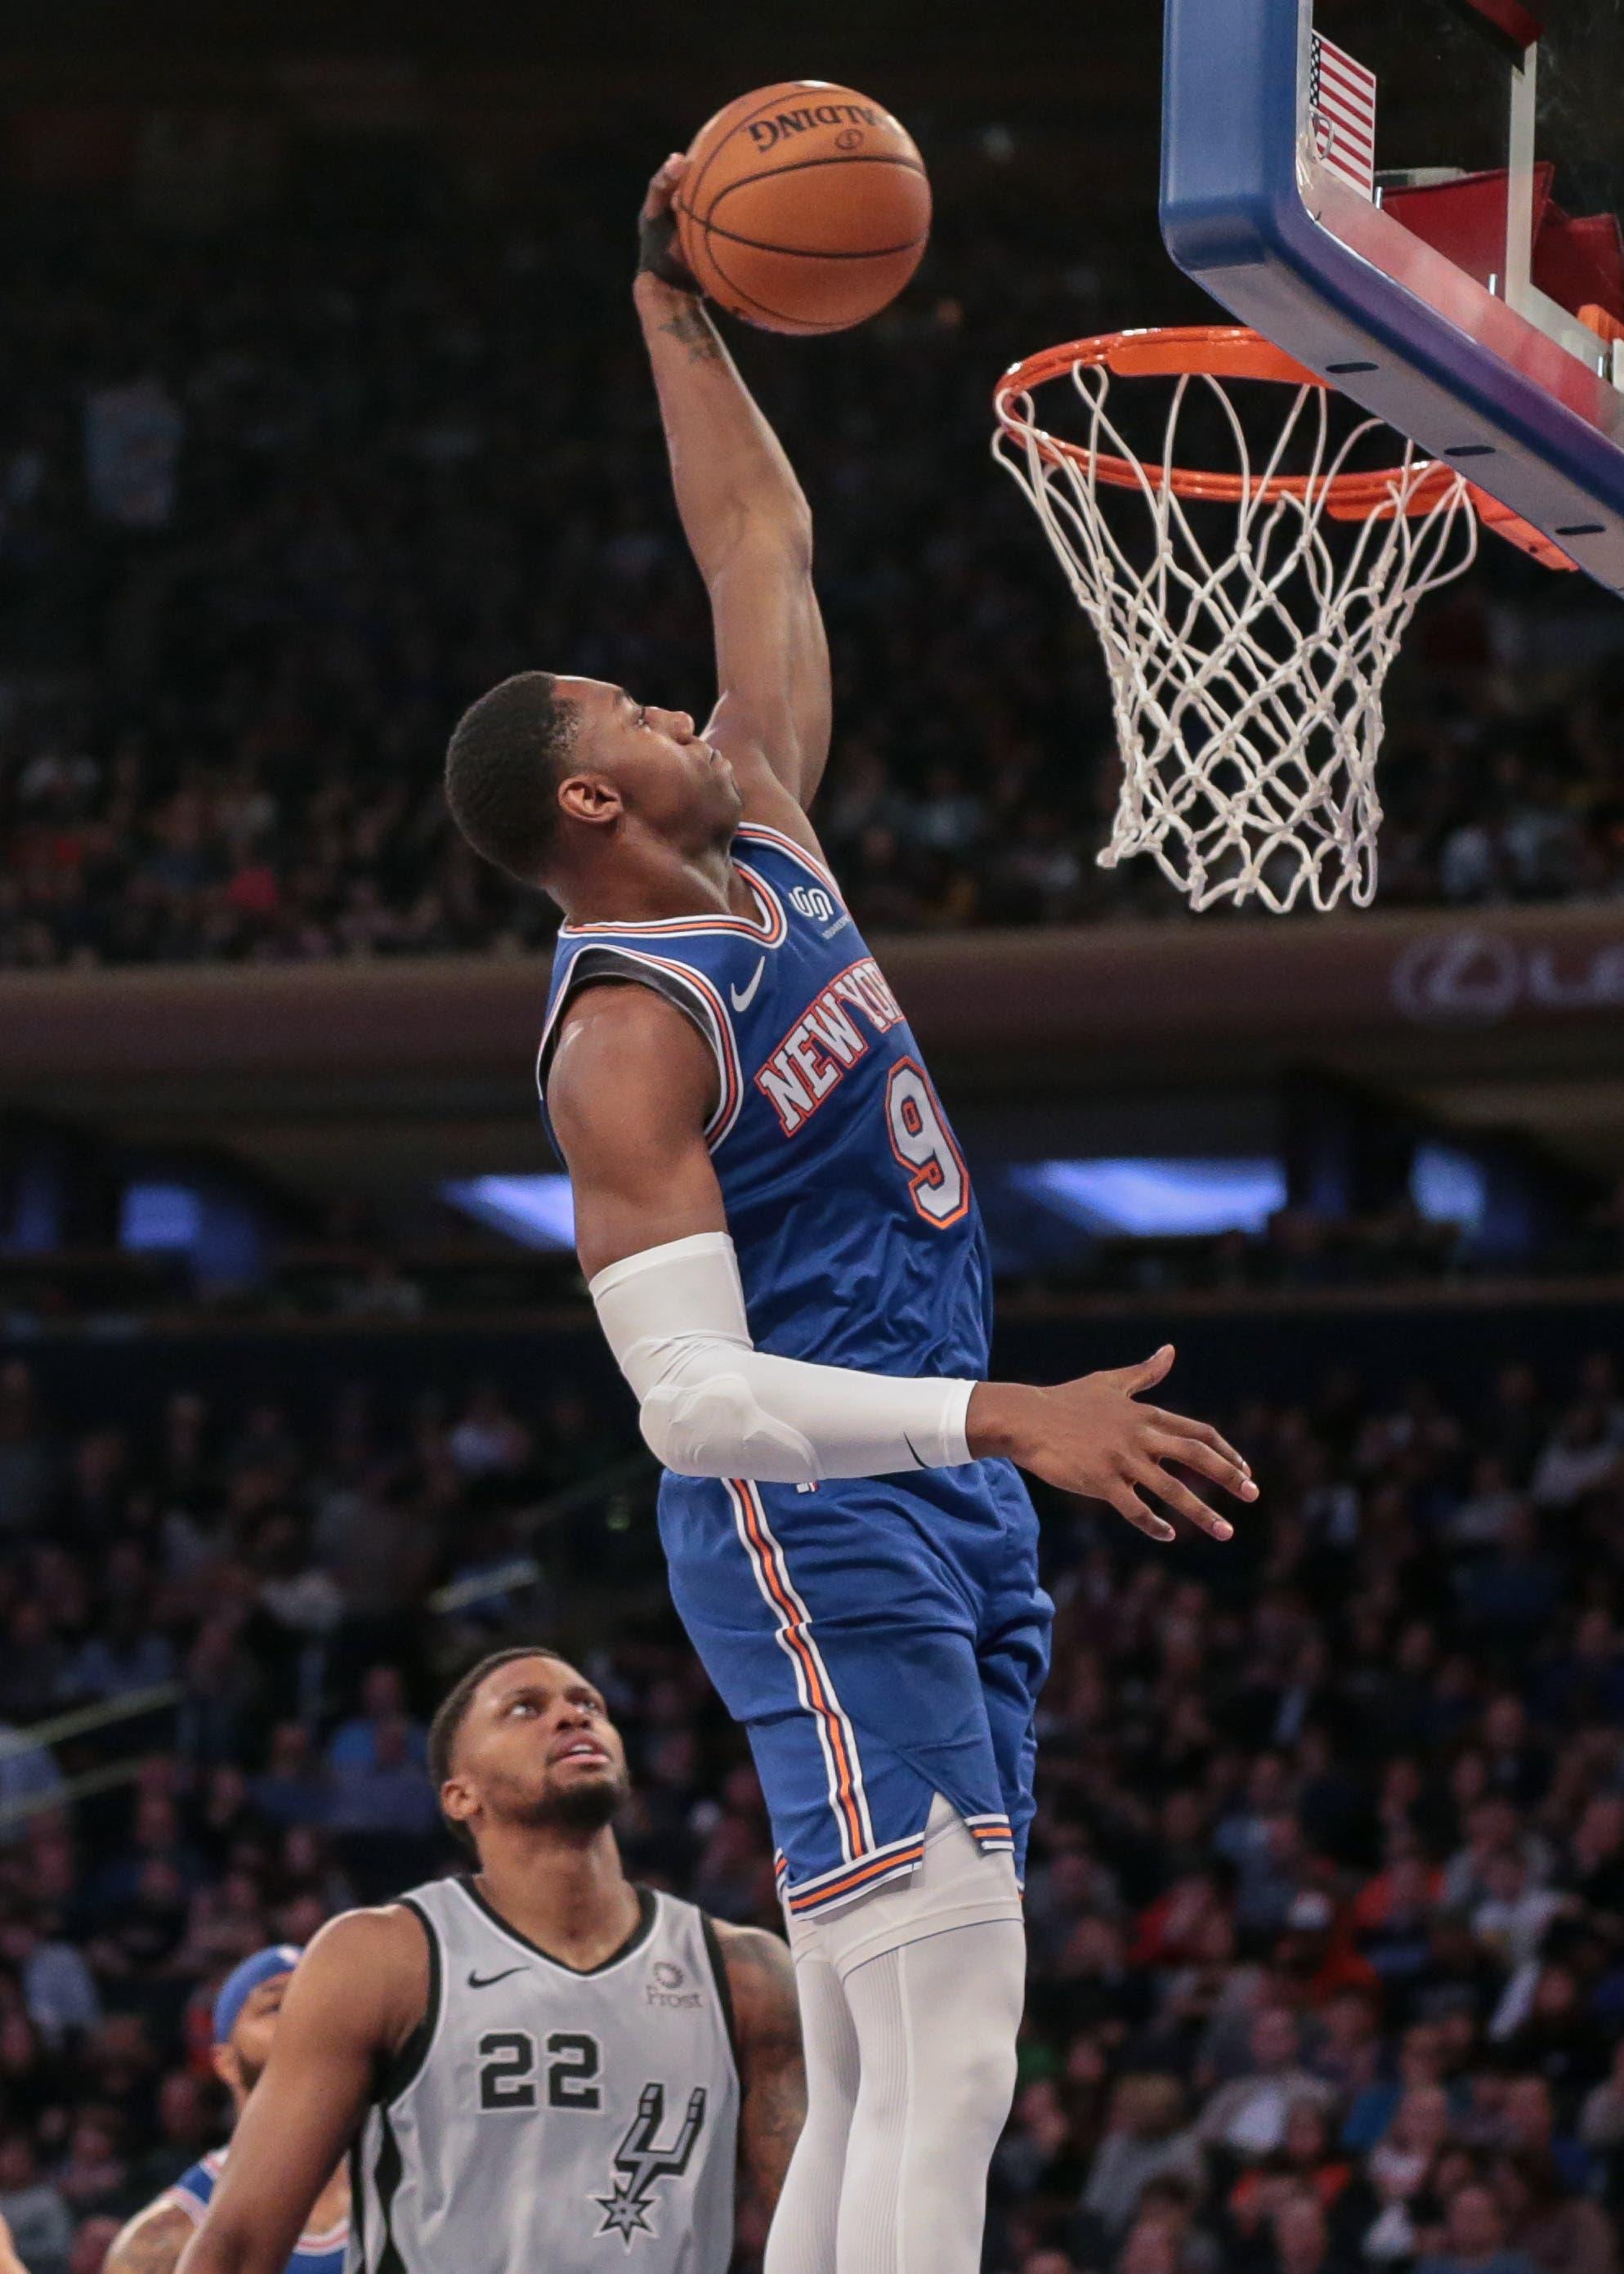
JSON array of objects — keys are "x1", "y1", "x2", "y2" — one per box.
[
  {"x1": 0, "y1": 2139, "x2": 71, "y2": 2274},
  {"x1": 325, "y1": 1667, "x2": 427, "y2": 1776},
  {"x1": 1414, "y1": 2181, "x2": 1537, "y2": 2274},
  {"x1": 1080, "y1": 2075, "x2": 1206, "y2": 2240},
  {"x1": 1197, "y1": 2011, "x2": 1334, "y2": 2159}
]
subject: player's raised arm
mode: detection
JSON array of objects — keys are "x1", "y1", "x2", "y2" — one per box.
[
  {"x1": 633, "y1": 155, "x2": 831, "y2": 835},
  {"x1": 176, "y1": 1912, "x2": 424, "y2": 2274}
]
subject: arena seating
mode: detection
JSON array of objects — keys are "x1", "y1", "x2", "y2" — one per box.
[
  {"x1": 2, "y1": 147, "x2": 1622, "y2": 973},
  {"x1": 0, "y1": 1334, "x2": 1621, "y2": 2273}
]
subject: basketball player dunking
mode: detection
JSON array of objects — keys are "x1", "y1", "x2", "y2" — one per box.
[
  {"x1": 442, "y1": 157, "x2": 1256, "y2": 2274},
  {"x1": 176, "y1": 1649, "x2": 804, "y2": 2274}
]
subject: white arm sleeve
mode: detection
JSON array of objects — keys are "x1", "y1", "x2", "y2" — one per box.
[{"x1": 589, "y1": 1233, "x2": 975, "y2": 1484}]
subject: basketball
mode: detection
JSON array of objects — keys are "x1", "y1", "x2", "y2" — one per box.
[{"x1": 674, "y1": 80, "x2": 931, "y2": 335}]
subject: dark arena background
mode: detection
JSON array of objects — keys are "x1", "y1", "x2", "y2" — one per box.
[{"x1": 2, "y1": 2, "x2": 1624, "y2": 2270}]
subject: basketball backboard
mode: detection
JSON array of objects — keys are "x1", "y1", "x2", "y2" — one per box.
[{"x1": 1161, "y1": 0, "x2": 1624, "y2": 590}]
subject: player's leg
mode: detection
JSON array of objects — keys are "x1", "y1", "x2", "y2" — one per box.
[
  {"x1": 762, "y1": 1934, "x2": 856, "y2": 2274},
  {"x1": 663, "y1": 1478, "x2": 1027, "y2": 2269},
  {"x1": 813, "y1": 1802, "x2": 1027, "y2": 2274},
  {"x1": 793, "y1": 1474, "x2": 1048, "y2": 2272}
]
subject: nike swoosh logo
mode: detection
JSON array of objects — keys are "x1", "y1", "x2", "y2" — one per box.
[
  {"x1": 730, "y1": 958, "x2": 767, "y2": 1013},
  {"x1": 468, "y1": 1966, "x2": 528, "y2": 1989}
]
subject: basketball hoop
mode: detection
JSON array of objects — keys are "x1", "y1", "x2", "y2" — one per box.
[{"x1": 992, "y1": 325, "x2": 1573, "y2": 915}]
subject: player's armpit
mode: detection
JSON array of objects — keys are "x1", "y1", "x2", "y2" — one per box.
[
  {"x1": 547, "y1": 983, "x2": 729, "y2": 1282},
  {"x1": 103, "y1": 2200, "x2": 197, "y2": 2274},
  {"x1": 715, "y1": 1923, "x2": 806, "y2": 2216},
  {"x1": 176, "y1": 1908, "x2": 426, "y2": 2274}
]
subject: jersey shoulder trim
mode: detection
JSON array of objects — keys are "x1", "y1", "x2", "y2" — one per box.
[
  {"x1": 296, "y1": 2214, "x2": 352, "y2": 2253},
  {"x1": 537, "y1": 943, "x2": 743, "y2": 1151},
  {"x1": 162, "y1": 2184, "x2": 209, "y2": 2229},
  {"x1": 558, "y1": 861, "x2": 787, "y2": 946},
  {"x1": 734, "y1": 823, "x2": 845, "y2": 905},
  {"x1": 374, "y1": 1895, "x2": 442, "y2": 2110},
  {"x1": 697, "y1": 1913, "x2": 740, "y2": 2079}
]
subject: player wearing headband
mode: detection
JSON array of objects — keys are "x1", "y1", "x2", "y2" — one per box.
[{"x1": 101, "y1": 1949, "x2": 347, "y2": 2274}]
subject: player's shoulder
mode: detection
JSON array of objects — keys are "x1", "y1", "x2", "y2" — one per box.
[
  {"x1": 289, "y1": 1900, "x2": 433, "y2": 2021},
  {"x1": 284, "y1": 1900, "x2": 439, "y2": 2070},
  {"x1": 305, "y1": 1897, "x2": 430, "y2": 1961}
]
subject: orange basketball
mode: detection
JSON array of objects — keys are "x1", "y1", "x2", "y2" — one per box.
[{"x1": 674, "y1": 81, "x2": 931, "y2": 336}]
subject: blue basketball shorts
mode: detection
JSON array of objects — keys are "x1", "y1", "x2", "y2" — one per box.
[{"x1": 657, "y1": 1457, "x2": 1054, "y2": 1918}]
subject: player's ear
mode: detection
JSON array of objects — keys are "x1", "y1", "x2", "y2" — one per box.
[
  {"x1": 557, "y1": 773, "x2": 623, "y2": 830},
  {"x1": 211, "y1": 2042, "x2": 241, "y2": 2095},
  {"x1": 441, "y1": 1774, "x2": 479, "y2": 1838}
]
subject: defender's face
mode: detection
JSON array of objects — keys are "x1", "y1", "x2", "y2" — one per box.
[
  {"x1": 446, "y1": 1655, "x2": 631, "y2": 1842},
  {"x1": 556, "y1": 678, "x2": 740, "y2": 845},
  {"x1": 214, "y1": 1975, "x2": 292, "y2": 2104}
]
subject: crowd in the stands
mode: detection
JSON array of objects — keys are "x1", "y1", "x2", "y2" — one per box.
[
  {"x1": 0, "y1": 1336, "x2": 1622, "y2": 2272},
  {"x1": 2, "y1": 132, "x2": 1623, "y2": 974}
]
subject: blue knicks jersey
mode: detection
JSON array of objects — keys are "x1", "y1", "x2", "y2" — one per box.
[
  {"x1": 538, "y1": 821, "x2": 993, "y2": 1385},
  {"x1": 540, "y1": 820, "x2": 1051, "y2": 1915},
  {"x1": 167, "y1": 2149, "x2": 348, "y2": 2273}
]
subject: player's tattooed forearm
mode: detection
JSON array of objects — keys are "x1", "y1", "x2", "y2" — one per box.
[
  {"x1": 659, "y1": 307, "x2": 723, "y2": 364},
  {"x1": 744, "y1": 2050, "x2": 807, "y2": 2205}
]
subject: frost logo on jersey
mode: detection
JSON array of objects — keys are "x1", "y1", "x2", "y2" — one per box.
[
  {"x1": 593, "y1": 2082, "x2": 708, "y2": 2246},
  {"x1": 754, "y1": 957, "x2": 906, "y2": 1136},
  {"x1": 646, "y1": 1959, "x2": 702, "y2": 2010}
]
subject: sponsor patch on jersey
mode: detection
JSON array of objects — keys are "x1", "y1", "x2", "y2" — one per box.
[
  {"x1": 645, "y1": 1958, "x2": 703, "y2": 2010},
  {"x1": 788, "y1": 881, "x2": 848, "y2": 936}
]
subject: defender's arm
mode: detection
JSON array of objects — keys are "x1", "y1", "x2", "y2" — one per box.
[
  {"x1": 176, "y1": 1910, "x2": 424, "y2": 2274},
  {"x1": 715, "y1": 1923, "x2": 806, "y2": 2215},
  {"x1": 549, "y1": 985, "x2": 1256, "y2": 1536},
  {"x1": 634, "y1": 157, "x2": 831, "y2": 840},
  {"x1": 104, "y1": 2200, "x2": 197, "y2": 2274}
]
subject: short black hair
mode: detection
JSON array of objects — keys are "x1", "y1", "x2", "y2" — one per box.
[
  {"x1": 427, "y1": 1646, "x2": 566, "y2": 1851},
  {"x1": 444, "y1": 672, "x2": 580, "y2": 884}
]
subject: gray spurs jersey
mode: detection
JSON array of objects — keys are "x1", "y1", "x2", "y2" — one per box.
[{"x1": 350, "y1": 1877, "x2": 739, "y2": 2274}]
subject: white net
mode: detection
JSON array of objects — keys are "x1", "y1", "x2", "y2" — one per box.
[{"x1": 993, "y1": 350, "x2": 1481, "y2": 913}]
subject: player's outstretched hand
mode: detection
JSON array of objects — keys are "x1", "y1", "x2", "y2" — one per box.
[
  {"x1": 0, "y1": 2209, "x2": 27, "y2": 2274},
  {"x1": 968, "y1": 1346, "x2": 1255, "y2": 1543},
  {"x1": 637, "y1": 151, "x2": 699, "y2": 291}
]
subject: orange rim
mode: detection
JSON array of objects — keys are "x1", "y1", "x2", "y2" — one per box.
[
  {"x1": 994, "y1": 325, "x2": 1576, "y2": 562},
  {"x1": 994, "y1": 325, "x2": 1456, "y2": 518}
]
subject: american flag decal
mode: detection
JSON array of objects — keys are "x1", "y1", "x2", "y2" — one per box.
[{"x1": 1309, "y1": 33, "x2": 1377, "y2": 199}]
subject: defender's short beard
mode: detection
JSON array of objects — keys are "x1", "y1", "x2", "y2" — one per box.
[{"x1": 528, "y1": 1770, "x2": 627, "y2": 1835}]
